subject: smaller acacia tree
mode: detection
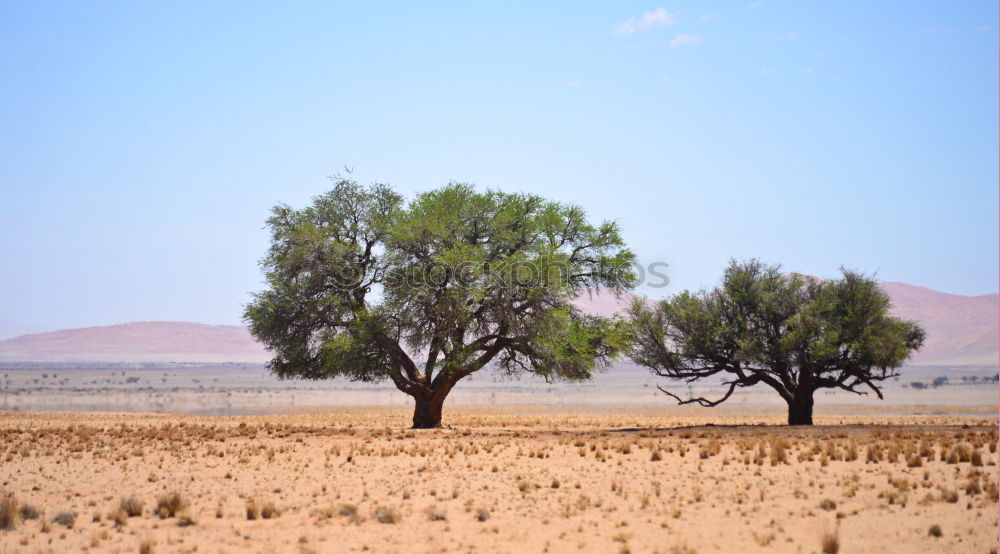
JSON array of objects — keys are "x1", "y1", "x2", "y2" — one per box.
[{"x1": 627, "y1": 259, "x2": 925, "y2": 425}]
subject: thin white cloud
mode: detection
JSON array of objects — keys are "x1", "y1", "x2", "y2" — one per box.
[
  {"x1": 773, "y1": 31, "x2": 799, "y2": 42},
  {"x1": 566, "y1": 79, "x2": 584, "y2": 87},
  {"x1": 759, "y1": 67, "x2": 777, "y2": 75},
  {"x1": 668, "y1": 34, "x2": 706, "y2": 48},
  {"x1": 614, "y1": 8, "x2": 677, "y2": 37},
  {"x1": 747, "y1": 2, "x2": 764, "y2": 9},
  {"x1": 700, "y1": 14, "x2": 717, "y2": 22}
]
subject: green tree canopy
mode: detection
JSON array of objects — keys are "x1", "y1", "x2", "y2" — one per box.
[
  {"x1": 627, "y1": 259, "x2": 925, "y2": 425},
  {"x1": 245, "y1": 176, "x2": 637, "y2": 427}
]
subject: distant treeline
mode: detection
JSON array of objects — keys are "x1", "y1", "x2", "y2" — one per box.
[{"x1": 905, "y1": 374, "x2": 999, "y2": 390}]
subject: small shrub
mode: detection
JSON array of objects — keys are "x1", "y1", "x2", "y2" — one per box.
[
  {"x1": 52, "y1": 511, "x2": 77, "y2": 528},
  {"x1": 928, "y1": 524, "x2": 942, "y2": 537},
  {"x1": 139, "y1": 538, "x2": 155, "y2": 554},
  {"x1": 337, "y1": 504, "x2": 357, "y2": 517},
  {"x1": 18, "y1": 504, "x2": 39, "y2": 521},
  {"x1": 650, "y1": 450, "x2": 662, "y2": 461},
  {"x1": 245, "y1": 499, "x2": 259, "y2": 520},
  {"x1": 156, "y1": 493, "x2": 185, "y2": 519},
  {"x1": 176, "y1": 511, "x2": 197, "y2": 527},
  {"x1": 426, "y1": 507, "x2": 447, "y2": 521},
  {"x1": 120, "y1": 497, "x2": 144, "y2": 518},
  {"x1": 819, "y1": 499, "x2": 836, "y2": 511},
  {"x1": 964, "y1": 478, "x2": 982, "y2": 496},
  {"x1": 373, "y1": 506, "x2": 399, "y2": 524},
  {"x1": 337, "y1": 504, "x2": 361, "y2": 524},
  {"x1": 476, "y1": 508, "x2": 489, "y2": 522}
]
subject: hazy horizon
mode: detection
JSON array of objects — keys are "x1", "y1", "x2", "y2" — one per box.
[
  {"x1": 1, "y1": 1, "x2": 996, "y2": 331},
  {"x1": 0, "y1": 279, "x2": 996, "y2": 337}
]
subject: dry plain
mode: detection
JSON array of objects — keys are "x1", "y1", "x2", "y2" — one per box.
[{"x1": 0, "y1": 407, "x2": 996, "y2": 554}]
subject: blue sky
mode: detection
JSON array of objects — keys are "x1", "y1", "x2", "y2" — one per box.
[{"x1": 0, "y1": 1, "x2": 996, "y2": 331}]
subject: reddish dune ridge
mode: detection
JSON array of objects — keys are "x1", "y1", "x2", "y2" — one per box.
[
  {"x1": 0, "y1": 321, "x2": 268, "y2": 363},
  {"x1": 0, "y1": 282, "x2": 995, "y2": 367}
]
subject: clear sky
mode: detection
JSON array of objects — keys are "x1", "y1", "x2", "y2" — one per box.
[{"x1": 0, "y1": 1, "x2": 996, "y2": 331}]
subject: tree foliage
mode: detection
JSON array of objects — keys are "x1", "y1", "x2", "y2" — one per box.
[
  {"x1": 627, "y1": 259, "x2": 925, "y2": 424},
  {"x1": 245, "y1": 176, "x2": 636, "y2": 427}
]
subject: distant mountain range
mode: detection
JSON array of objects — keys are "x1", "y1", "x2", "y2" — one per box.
[{"x1": 0, "y1": 282, "x2": 995, "y2": 367}]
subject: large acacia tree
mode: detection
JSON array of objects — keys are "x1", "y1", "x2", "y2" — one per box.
[
  {"x1": 245, "y1": 176, "x2": 636, "y2": 428},
  {"x1": 627, "y1": 259, "x2": 925, "y2": 425}
]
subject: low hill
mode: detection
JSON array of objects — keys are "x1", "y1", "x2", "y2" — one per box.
[{"x1": 0, "y1": 321, "x2": 268, "y2": 363}]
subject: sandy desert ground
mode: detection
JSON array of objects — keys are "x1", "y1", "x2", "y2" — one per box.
[{"x1": 0, "y1": 408, "x2": 996, "y2": 554}]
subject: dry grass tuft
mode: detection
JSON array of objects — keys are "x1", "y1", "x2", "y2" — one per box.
[
  {"x1": 260, "y1": 501, "x2": 280, "y2": 519},
  {"x1": 820, "y1": 528, "x2": 839, "y2": 554},
  {"x1": 940, "y1": 489, "x2": 959, "y2": 503},
  {"x1": 971, "y1": 449, "x2": 984, "y2": 467},
  {"x1": 52, "y1": 511, "x2": 76, "y2": 528},
  {"x1": 176, "y1": 511, "x2": 197, "y2": 527},
  {"x1": 337, "y1": 503, "x2": 362, "y2": 524},
  {"x1": 155, "y1": 492, "x2": 185, "y2": 519},
  {"x1": 245, "y1": 498, "x2": 259, "y2": 520},
  {"x1": 0, "y1": 492, "x2": 18, "y2": 530},
  {"x1": 769, "y1": 439, "x2": 789, "y2": 466},
  {"x1": 426, "y1": 506, "x2": 447, "y2": 521},
  {"x1": 946, "y1": 443, "x2": 973, "y2": 464},
  {"x1": 373, "y1": 506, "x2": 399, "y2": 524},
  {"x1": 109, "y1": 507, "x2": 128, "y2": 527},
  {"x1": 18, "y1": 504, "x2": 39, "y2": 521},
  {"x1": 139, "y1": 538, "x2": 155, "y2": 554},
  {"x1": 120, "y1": 496, "x2": 144, "y2": 517}
]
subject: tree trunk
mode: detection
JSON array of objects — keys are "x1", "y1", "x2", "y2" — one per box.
[
  {"x1": 786, "y1": 391, "x2": 814, "y2": 425},
  {"x1": 412, "y1": 394, "x2": 445, "y2": 429}
]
